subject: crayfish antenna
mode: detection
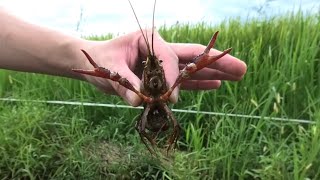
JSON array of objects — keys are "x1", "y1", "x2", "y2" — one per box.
[
  {"x1": 128, "y1": 0, "x2": 151, "y2": 55},
  {"x1": 151, "y1": 0, "x2": 157, "y2": 57}
]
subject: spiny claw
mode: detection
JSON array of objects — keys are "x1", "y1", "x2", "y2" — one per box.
[
  {"x1": 71, "y1": 69, "x2": 97, "y2": 76},
  {"x1": 192, "y1": 46, "x2": 232, "y2": 73},
  {"x1": 209, "y1": 47, "x2": 232, "y2": 61},
  {"x1": 160, "y1": 31, "x2": 231, "y2": 101},
  {"x1": 204, "y1": 31, "x2": 219, "y2": 53},
  {"x1": 81, "y1": 49, "x2": 99, "y2": 68},
  {"x1": 73, "y1": 49, "x2": 152, "y2": 103}
]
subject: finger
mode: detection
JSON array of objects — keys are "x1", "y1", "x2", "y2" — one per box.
[
  {"x1": 180, "y1": 80, "x2": 221, "y2": 90},
  {"x1": 108, "y1": 65, "x2": 143, "y2": 106},
  {"x1": 178, "y1": 65, "x2": 243, "y2": 81},
  {"x1": 138, "y1": 30, "x2": 180, "y2": 103},
  {"x1": 170, "y1": 43, "x2": 247, "y2": 78}
]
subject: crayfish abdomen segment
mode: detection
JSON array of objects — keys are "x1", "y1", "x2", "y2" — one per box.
[
  {"x1": 145, "y1": 104, "x2": 170, "y2": 132},
  {"x1": 136, "y1": 101, "x2": 180, "y2": 155}
]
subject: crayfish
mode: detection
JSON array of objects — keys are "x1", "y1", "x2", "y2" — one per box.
[{"x1": 72, "y1": 0, "x2": 231, "y2": 155}]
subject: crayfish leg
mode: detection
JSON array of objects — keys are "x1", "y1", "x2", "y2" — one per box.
[
  {"x1": 162, "y1": 103, "x2": 180, "y2": 155},
  {"x1": 135, "y1": 104, "x2": 157, "y2": 155}
]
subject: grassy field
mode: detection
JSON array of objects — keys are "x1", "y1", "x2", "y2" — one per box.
[{"x1": 0, "y1": 11, "x2": 319, "y2": 179}]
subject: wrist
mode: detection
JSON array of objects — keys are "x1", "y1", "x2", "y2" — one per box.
[
  {"x1": 60, "y1": 38, "x2": 87, "y2": 80},
  {"x1": 50, "y1": 37, "x2": 92, "y2": 81}
]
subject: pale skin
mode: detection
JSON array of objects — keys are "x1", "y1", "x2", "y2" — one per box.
[{"x1": 0, "y1": 8, "x2": 247, "y2": 106}]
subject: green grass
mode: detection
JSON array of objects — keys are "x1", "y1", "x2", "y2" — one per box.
[{"x1": 0, "y1": 11, "x2": 320, "y2": 179}]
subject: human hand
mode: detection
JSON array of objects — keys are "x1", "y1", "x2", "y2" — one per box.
[
  {"x1": 0, "y1": 9, "x2": 245, "y2": 102},
  {"x1": 77, "y1": 30, "x2": 247, "y2": 106}
]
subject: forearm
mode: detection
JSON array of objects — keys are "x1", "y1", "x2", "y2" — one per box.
[{"x1": 0, "y1": 8, "x2": 87, "y2": 79}]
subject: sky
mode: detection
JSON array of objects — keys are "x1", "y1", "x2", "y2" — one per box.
[{"x1": 1, "y1": 0, "x2": 319, "y2": 36}]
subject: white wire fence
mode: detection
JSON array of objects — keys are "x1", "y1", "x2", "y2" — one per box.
[{"x1": 0, "y1": 98, "x2": 315, "y2": 124}]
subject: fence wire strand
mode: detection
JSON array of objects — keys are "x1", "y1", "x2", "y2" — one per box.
[{"x1": 0, "y1": 98, "x2": 314, "y2": 124}]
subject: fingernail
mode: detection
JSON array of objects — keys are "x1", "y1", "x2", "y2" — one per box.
[
  {"x1": 169, "y1": 88, "x2": 179, "y2": 104},
  {"x1": 126, "y1": 90, "x2": 141, "y2": 107}
]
